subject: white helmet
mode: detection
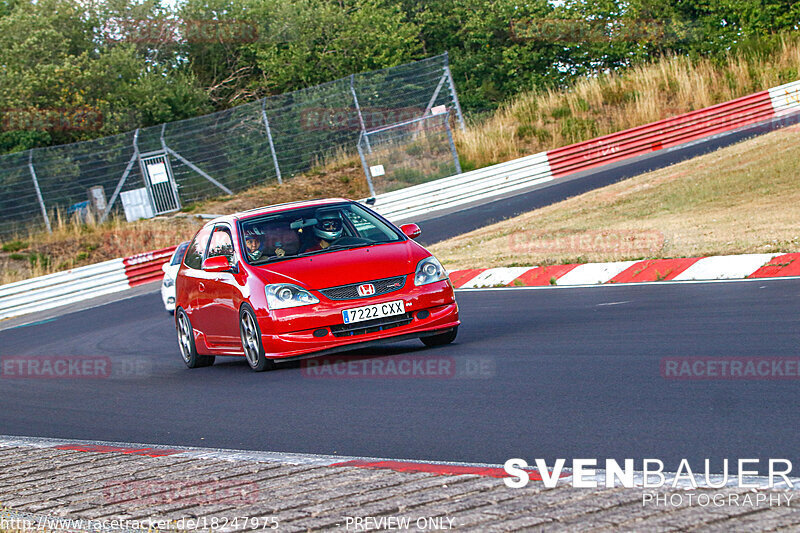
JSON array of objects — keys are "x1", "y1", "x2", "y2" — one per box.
[{"x1": 313, "y1": 210, "x2": 343, "y2": 241}]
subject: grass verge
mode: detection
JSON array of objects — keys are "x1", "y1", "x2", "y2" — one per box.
[{"x1": 430, "y1": 124, "x2": 800, "y2": 270}]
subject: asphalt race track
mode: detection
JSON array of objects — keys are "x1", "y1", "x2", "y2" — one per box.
[{"x1": 2, "y1": 278, "x2": 799, "y2": 475}]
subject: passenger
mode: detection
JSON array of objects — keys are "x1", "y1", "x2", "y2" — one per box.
[{"x1": 244, "y1": 229, "x2": 265, "y2": 261}]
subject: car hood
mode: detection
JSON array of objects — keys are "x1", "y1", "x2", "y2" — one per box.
[{"x1": 248, "y1": 241, "x2": 430, "y2": 289}]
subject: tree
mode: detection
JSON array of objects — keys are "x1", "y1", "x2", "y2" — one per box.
[{"x1": 0, "y1": 0, "x2": 210, "y2": 154}]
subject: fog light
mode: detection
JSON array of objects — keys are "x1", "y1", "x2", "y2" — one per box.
[
  {"x1": 313, "y1": 328, "x2": 328, "y2": 338},
  {"x1": 416, "y1": 310, "x2": 430, "y2": 320},
  {"x1": 167, "y1": 297, "x2": 175, "y2": 304}
]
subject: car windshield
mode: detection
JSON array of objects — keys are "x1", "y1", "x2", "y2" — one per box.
[{"x1": 239, "y1": 202, "x2": 403, "y2": 265}]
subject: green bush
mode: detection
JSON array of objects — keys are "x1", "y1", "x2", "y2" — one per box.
[{"x1": 2, "y1": 240, "x2": 28, "y2": 252}]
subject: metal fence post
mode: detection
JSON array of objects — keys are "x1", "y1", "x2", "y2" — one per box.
[
  {"x1": 443, "y1": 52, "x2": 466, "y2": 131},
  {"x1": 261, "y1": 99, "x2": 283, "y2": 184},
  {"x1": 28, "y1": 150, "x2": 51, "y2": 233},
  {"x1": 101, "y1": 129, "x2": 140, "y2": 223},
  {"x1": 444, "y1": 116, "x2": 462, "y2": 175},
  {"x1": 424, "y1": 73, "x2": 449, "y2": 116},
  {"x1": 357, "y1": 132, "x2": 376, "y2": 197},
  {"x1": 351, "y1": 74, "x2": 371, "y2": 153},
  {"x1": 160, "y1": 123, "x2": 232, "y2": 195}
]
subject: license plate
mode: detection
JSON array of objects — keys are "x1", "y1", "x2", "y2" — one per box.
[{"x1": 342, "y1": 300, "x2": 405, "y2": 324}]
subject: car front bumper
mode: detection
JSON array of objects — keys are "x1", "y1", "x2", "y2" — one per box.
[{"x1": 258, "y1": 279, "x2": 459, "y2": 360}]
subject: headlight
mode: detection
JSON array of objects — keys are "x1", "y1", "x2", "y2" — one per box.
[
  {"x1": 414, "y1": 256, "x2": 447, "y2": 286},
  {"x1": 265, "y1": 283, "x2": 319, "y2": 310},
  {"x1": 163, "y1": 277, "x2": 175, "y2": 288}
]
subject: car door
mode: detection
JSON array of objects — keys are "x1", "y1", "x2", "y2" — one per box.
[
  {"x1": 178, "y1": 225, "x2": 213, "y2": 324},
  {"x1": 201, "y1": 224, "x2": 243, "y2": 349}
]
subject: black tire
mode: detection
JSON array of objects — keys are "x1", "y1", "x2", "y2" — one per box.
[
  {"x1": 176, "y1": 308, "x2": 215, "y2": 368},
  {"x1": 421, "y1": 326, "x2": 458, "y2": 347},
  {"x1": 239, "y1": 304, "x2": 276, "y2": 372}
]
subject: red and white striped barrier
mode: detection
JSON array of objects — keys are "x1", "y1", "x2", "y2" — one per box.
[
  {"x1": 123, "y1": 247, "x2": 178, "y2": 287},
  {"x1": 0, "y1": 246, "x2": 176, "y2": 320},
  {"x1": 368, "y1": 80, "x2": 800, "y2": 222},
  {"x1": 449, "y1": 253, "x2": 800, "y2": 289}
]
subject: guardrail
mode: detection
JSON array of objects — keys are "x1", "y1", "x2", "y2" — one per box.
[
  {"x1": 366, "y1": 79, "x2": 800, "y2": 222},
  {"x1": 365, "y1": 152, "x2": 552, "y2": 222},
  {"x1": 0, "y1": 246, "x2": 176, "y2": 320},
  {"x1": 124, "y1": 247, "x2": 178, "y2": 287}
]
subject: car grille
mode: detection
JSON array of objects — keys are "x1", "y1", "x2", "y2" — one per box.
[
  {"x1": 320, "y1": 275, "x2": 406, "y2": 301},
  {"x1": 330, "y1": 313, "x2": 414, "y2": 338}
]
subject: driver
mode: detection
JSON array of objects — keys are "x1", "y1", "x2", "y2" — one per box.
[{"x1": 304, "y1": 210, "x2": 343, "y2": 252}]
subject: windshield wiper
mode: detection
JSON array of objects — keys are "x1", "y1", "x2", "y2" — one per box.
[{"x1": 293, "y1": 240, "x2": 394, "y2": 258}]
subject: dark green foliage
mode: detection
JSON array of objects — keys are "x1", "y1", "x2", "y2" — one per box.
[
  {"x1": 1, "y1": 240, "x2": 27, "y2": 252},
  {"x1": 0, "y1": 0, "x2": 798, "y2": 156}
]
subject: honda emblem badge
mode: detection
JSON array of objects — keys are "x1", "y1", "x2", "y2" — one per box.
[{"x1": 357, "y1": 283, "x2": 376, "y2": 297}]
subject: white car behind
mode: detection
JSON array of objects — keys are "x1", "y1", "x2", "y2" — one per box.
[{"x1": 161, "y1": 242, "x2": 190, "y2": 314}]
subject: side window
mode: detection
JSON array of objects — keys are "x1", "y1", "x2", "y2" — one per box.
[
  {"x1": 207, "y1": 227, "x2": 235, "y2": 264},
  {"x1": 183, "y1": 226, "x2": 213, "y2": 270},
  {"x1": 343, "y1": 208, "x2": 395, "y2": 240}
]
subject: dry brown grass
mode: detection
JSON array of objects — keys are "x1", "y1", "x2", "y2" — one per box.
[
  {"x1": 431, "y1": 124, "x2": 800, "y2": 270},
  {"x1": 0, "y1": 213, "x2": 204, "y2": 285},
  {"x1": 456, "y1": 37, "x2": 800, "y2": 168},
  {"x1": 198, "y1": 159, "x2": 369, "y2": 214}
]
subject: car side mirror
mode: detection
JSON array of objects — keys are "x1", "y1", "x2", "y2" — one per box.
[
  {"x1": 400, "y1": 223, "x2": 422, "y2": 240},
  {"x1": 202, "y1": 255, "x2": 232, "y2": 273},
  {"x1": 161, "y1": 262, "x2": 169, "y2": 273}
]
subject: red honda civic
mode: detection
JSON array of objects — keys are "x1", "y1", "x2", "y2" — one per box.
[{"x1": 174, "y1": 198, "x2": 460, "y2": 371}]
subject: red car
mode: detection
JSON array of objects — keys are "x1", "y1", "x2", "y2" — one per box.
[{"x1": 175, "y1": 198, "x2": 460, "y2": 371}]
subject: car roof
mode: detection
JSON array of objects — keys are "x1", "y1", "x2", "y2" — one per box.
[{"x1": 202, "y1": 198, "x2": 353, "y2": 228}]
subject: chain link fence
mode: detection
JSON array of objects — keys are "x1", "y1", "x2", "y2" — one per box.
[
  {"x1": 358, "y1": 111, "x2": 461, "y2": 196},
  {"x1": 0, "y1": 53, "x2": 464, "y2": 241}
]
